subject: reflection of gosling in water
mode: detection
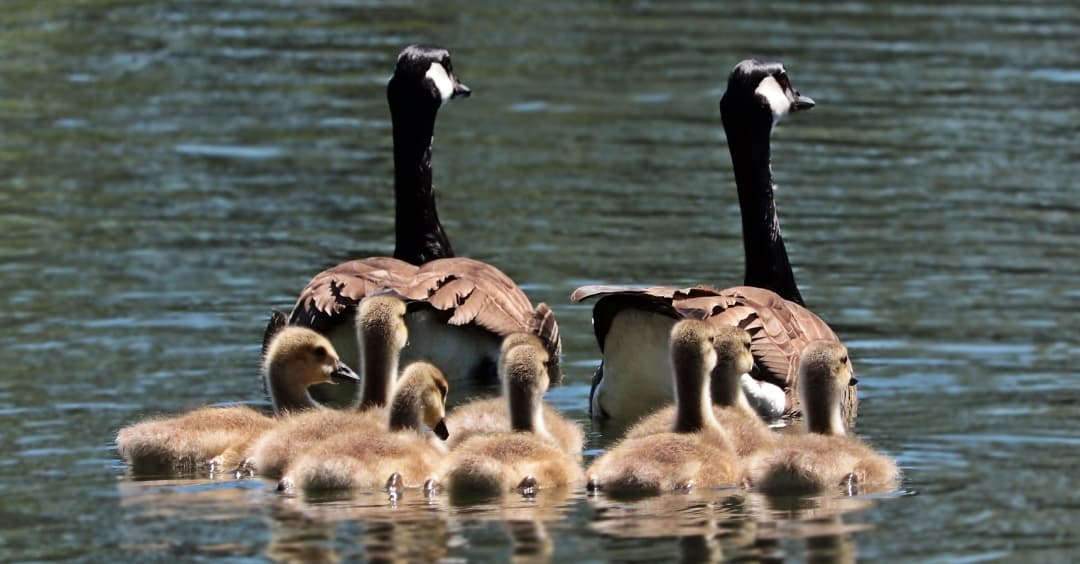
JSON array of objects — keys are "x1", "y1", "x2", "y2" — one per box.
[
  {"x1": 443, "y1": 335, "x2": 583, "y2": 497},
  {"x1": 115, "y1": 326, "x2": 360, "y2": 475},
  {"x1": 241, "y1": 295, "x2": 408, "y2": 478},
  {"x1": 622, "y1": 326, "x2": 776, "y2": 457},
  {"x1": 445, "y1": 333, "x2": 583, "y2": 458},
  {"x1": 279, "y1": 361, "x2": 450, "y2": 494},
  {"x1": 747, "y1": 340, "x2": 899, "y2": 495},
  {"x1": 585, "y1": 320, "x2": 743, "y2": 496}
]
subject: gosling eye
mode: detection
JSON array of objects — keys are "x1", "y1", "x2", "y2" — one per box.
[
  {"x1": 312, "y1": 346, "x2": 328, "y2": 360},
  {"x1": 839, "y1": 355, "x2": 848, "y2": 365}
]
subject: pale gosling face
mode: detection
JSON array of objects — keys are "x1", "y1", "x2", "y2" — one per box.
[
  {"x1": 268, "y1": 328, "x2": 361, "y2": 387},
  {"x1": 713, "y1": 326, "x2": 754, "y2": 376}
]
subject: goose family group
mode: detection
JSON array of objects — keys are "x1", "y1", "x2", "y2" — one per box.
[{"x1": 116, "y1": 45, "x2": 899, "y2": 499}]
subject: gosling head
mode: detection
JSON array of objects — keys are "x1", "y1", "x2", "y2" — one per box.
[
  {"x1": 499, "y1": 334, "x2": 551, "y2": 433},
  {"x1": 389, "y1": 44, "x2": 471, "y2": 110},
  {"x1": 720, "y1": 59, "x2": 815, "y2": 130},
  {"x1": 262, "y1": 327, "x2": 360, "y2": 412},
  {"x1": 798, "y1": 340, "x2": 856, "y2": 435},
  {"x1": 709, "y1": 326, "x2": 756, "y2": 409},
  {"x1": 357, "y1": 295, "x2": 409, "y2": 355},
  {"x1": 393, "y1": 362, "x2": 450, "y2": 440},
  {"x1": 669, "y1": 319, "x2": 720, "y2": 392}
]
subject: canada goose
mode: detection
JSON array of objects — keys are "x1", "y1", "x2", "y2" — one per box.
[
  {"x1": 622, "y1": 327, "x2": 776, "y2": 457},
  {"x1": 240, "y1": 295, "x2": 412, "y2": 478},
  {"x1": 115, "y1": 327, "x2": 360, "y2": 476},
  {"x1": 442, "y1": 336, "x2": 582, "y2": 498},
  {"x1": 572, "y1": 59, "x2": 853, "y2": 423},
  {"x1": 279, "y1": 362, "x2": 450, "y2": 494},
  {"x1": 584, "y1": 320, "x2": 742, "y2": 496},
  {"x1": 747, "y1": 341, "x2": 898, "y2": 495},
  {"x1": 273, "y1": 44, "x2": 561, "y2": 408},
  {"x1": 443, "y1": 334, "x2": 584, "y2": 457}
]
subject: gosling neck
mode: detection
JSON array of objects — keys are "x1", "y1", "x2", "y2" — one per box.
[
  {"x1": 387, "y1": 382, "x2": 423, "y2": 433},
  {"x1": 710, "y1": 365, "x2": 755, "y2": 417},
  {"x1": 358, "y1": 339, "x2": 399, "y2": 411},
  {"x1": 390, "y1": 100, "x2": 453, "y2": 265},
  {"x1": 672, "y1": 356, "x2": 720, "y2": 434},
  {"x1": 505, "y1": 367, "x2": 546, "y2": 436},
  {"x1": 265, "y1": 364, "x2": 319, "y2": 414},
  {"x1": 802, "y1": 387, "x2": 847, "y2": 436},
  {"x1": 721, "y1": 108, "x2": 804, "y2": 306}
]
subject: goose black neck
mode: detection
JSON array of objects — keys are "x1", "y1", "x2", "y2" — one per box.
[
  {"x1": 391, "y1": 102, "x2": 453, "y2": 265},
  {"x1": 722, "y1": 111, "x2": 805, "y2": 306}
]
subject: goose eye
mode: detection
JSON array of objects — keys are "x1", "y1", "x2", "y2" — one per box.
[
  {"x1": 313, "y1": 346, "x2": 328, "y2": 360},
  {"x1": 839, "y1": 355, "x2": 848, "y2": 365}
]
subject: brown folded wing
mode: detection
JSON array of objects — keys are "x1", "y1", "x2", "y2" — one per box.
[
  {"x1": 572, "y1": 284, "x2": 855, "y2": 420},
  {"x1": 287, "y1": 256, "x2": 561, "y2": 372}
]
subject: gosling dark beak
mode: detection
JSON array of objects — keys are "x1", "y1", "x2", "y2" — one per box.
[
  {"x1": 432, "y1": 419, "x2": 450, "y2": 441},
  {"x1": 330, "y1": 361, "x2": 361, "y2": 385},
  {"x1": 792, "y1": 93, "x2": 815, "y2": 111},
  {"x1": 849, "y1": 376, "x2": 859, "y2": 386},
  {"x1": 452, "y1": 81, "x2": 471, "y2": 99}
]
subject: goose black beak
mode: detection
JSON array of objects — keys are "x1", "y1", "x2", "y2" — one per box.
[
  {"x1": 849, "y1": 376, "x2": 858, "y2": 386},
  {"x1": 330, "y1": 361, "x2": 361, "y2": 385},
  {"x1": 433, "y1": 419, "x2": 450, "y2": 441},
  {"x1": 792, "y1": 93, "x2": 815, "y2": 111},
  {"x1": 452, "y1": 81, "x2": 471, "y2": 99}
]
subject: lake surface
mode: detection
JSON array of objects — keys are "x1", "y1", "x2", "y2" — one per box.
[{"x1": 1, "y1": 0, "x2": 1077, "y2": 561}]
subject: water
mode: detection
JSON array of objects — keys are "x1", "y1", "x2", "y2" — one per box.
[{"x1": 1, "y1": 0, "x2": 1077, "y2": 560}]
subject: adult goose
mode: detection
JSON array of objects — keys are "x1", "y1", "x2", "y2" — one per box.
[
  {"x1": 275, "y1": 45, "x2": 561, "y2": 407},
  {"x1": 572, "y1": 59, "x2": 854, "y2": 423}
]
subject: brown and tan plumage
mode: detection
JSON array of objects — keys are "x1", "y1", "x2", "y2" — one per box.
[
  {"x1": 747, "y1": 341, "x2": 899, "y2": 495},
  {"x1": 584, "y1": 321, "x2": 743, "y2": 496},
  {"x1": 444, "y1": 334, "x2": 583, "y2": 458},
  {"x1": 442, "y1": 335, "x2": 582, "y2": 498},
  {"x1": 271, "y1": 45, "x2": 560, "y2": 407},
  {"x1": 573, "y1": 284, "x2": 854, "y2": 423},
  {"x1": 621, "y1": 326, "x2": 776, "y2": 457},
  {"x1": 115, "y1": 327, "x2": 360, "y2": 476},
  {"x1": 279, "y1": 362, "x2": 451, "y2": 494},
  {"x1": 572, "y1": 60, "x2": 855, "y2": 424}
]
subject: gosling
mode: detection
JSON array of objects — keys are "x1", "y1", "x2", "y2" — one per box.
[
  {"x1": 115, "y1": 327, "x2": 360, "y2": 476},
  {"x1": 444, "y1": 333, "x2": 583, "y2": 458},
  {"x1": 442, "y1": 336, "x2": 583, "y2": 498},
  {"x1": 585, "y1": 320, "x2": 743, "y2": 496},
  {"x1": 747, "y1": 340, "x2": 900, "y2": 495},
  {"x1": 240, "y1": 295, "x2": 410, "y2": 478},
  {"x1": 622, "y1": 326, "x2": 776, "y2": 456},
  {"x1": 279, "y1": 361, "x2": 451, "y2": 494}
]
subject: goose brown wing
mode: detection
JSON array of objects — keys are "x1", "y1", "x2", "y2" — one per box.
[
  {"x1": 571, "y1": 285, "x2": 683, "y2": 352},
  {"x1": 395, "y1": 258, "x2": 562, "y2": 367},
  {"x1": 287, "y1": 257, "x2": 419, "y2": 332}
]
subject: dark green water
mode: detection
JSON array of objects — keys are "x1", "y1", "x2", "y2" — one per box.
[{"x1": 1, "y1": 0, "x2": 1077, "y2": 561}]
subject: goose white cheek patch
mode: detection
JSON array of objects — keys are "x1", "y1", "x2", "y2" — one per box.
[
  {"x1": 425, "y1": 62, "x2": 455, "y2": 103},
  {"x1": 754, "y1": 75, "x2": 793, "y2": 127}
]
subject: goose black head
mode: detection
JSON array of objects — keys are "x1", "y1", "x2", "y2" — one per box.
[
  {"x1": 388, "y1": 44, "x2": 471, "y2": 110},
  {"x1": 720, "y1": 59, "x2": 814, "y2": 130}
]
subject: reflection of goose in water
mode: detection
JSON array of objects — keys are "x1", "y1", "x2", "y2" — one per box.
[
  {"x1": 573, "y1": 59, "x2": 854, "y2": 424},
  {"x1": 114, "y1": 327, "x2": 359, "y2": 476}
]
